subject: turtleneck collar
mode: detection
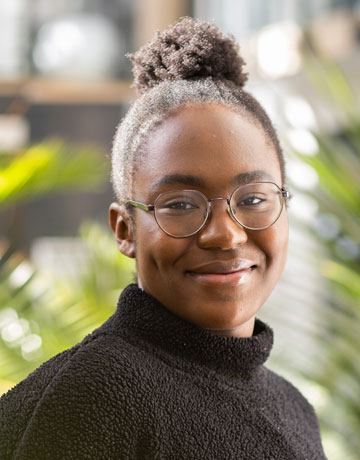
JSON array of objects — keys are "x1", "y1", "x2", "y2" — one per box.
[{"x1": 105, "y1": 284, "x2": 274, "y2": 378}]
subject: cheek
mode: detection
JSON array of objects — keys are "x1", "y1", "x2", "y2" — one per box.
[
  {"x1": 268, "y1": 215, "x2": 289, "y2": 271},
  {"x1": 134, "y1": 213, "x2": 190, "y2": 275},
  {"x1": 256, "y1": 213, "x2": 289, "y2": 272}
]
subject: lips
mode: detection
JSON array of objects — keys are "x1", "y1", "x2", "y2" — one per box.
[
  {"x1": 186, "y1": 260, "x2": 257, "y2": 287},
  {"x1": 188, "y1": 260, "x2": 257, "y2": 275}
]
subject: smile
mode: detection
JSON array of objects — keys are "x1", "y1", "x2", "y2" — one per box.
[
  {"x1": 186, "y1": 260, "x2": 257, "y2": 287},
  {"x1": 187, "y1": 268, "x2": 254, "y2": 286}
]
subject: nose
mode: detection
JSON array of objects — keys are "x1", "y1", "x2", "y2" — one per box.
[{"x1": 196, "y1": 199, "x2": 248, "y2": 250}]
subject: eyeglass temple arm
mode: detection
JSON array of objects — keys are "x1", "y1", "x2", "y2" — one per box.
[
  {"x1": 120, "y1": 199, "x2": 154, "y2": 212},
  {"x1": 281, "y1": 188, "x2": 290, "y2": 199}
]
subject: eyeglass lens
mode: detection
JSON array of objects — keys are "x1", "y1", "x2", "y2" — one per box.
[{"x1": 154, "y1": 183, "x2": 283, "y2": 237}]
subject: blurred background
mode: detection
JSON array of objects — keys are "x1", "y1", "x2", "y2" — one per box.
[{"x1": 0, "y1": 1, "x2": 359, "y2": 459}]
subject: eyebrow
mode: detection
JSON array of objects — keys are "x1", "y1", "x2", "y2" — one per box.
[
  {"x1": 230, "y1": 170, "x2": 275, "y2": 186},
  {"x1": 150, "y1": 170, "x2": 275, "y2": 192},
  {"x1": 151, "y1": 174, "x2": 205, "y2": 191}
]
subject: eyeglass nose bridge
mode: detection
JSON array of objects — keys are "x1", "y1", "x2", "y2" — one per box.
[
  {"x1": 207, "y1": 196, "x2": 235, "y2": 221},
  {"x1": 208, "y1": 197, "x2": 229, "y2": 203}
]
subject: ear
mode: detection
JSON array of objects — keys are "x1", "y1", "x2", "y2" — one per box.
[{"x1": 109, "y1": 202, "x2": 136, "y2": 259}]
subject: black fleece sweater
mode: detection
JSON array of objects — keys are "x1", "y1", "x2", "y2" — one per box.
[{"x1": 0, "y1": 284, "x2": 327, "y2": 460}]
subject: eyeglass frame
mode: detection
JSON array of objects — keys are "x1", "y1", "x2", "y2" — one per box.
[{"x1": 120, "y1": 181, "x2": 290, "y2": 238}]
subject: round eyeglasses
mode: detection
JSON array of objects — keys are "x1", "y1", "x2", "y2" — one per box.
[{"x1": 121, "y1": 182, "x2": 290, "y2": 238}]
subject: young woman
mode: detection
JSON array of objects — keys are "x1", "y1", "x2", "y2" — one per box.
[{"x1": 0, "y1": 17, "x2": 327, "y2": 459}]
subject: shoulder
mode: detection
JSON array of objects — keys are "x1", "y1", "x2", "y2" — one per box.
[
  {"x1": 0, "y1": 327, "x2": 148, "y2": 459},
  {"x1": 262, "y1": 366, "x2": 321, "y2": 431},
  {"x1": 0, "y1": 344, "x2": 80, "y2": 459}
]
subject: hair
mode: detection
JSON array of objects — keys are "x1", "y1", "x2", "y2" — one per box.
[{"x1": 111, "y1": 17, "x2": 286, "y2": 201}]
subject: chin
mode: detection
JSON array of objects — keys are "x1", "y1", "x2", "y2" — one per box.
[{"x1": 192, "y1": 299, "x2": 257, "y2": 331}]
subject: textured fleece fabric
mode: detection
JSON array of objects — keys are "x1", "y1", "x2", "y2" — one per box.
[{"x1": 0, "y1": 284, "x2": 327, "y2": 460}]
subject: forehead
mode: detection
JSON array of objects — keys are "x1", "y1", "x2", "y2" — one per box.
[{"x1": 136, "y1": 104, "x2": 281, "y2": 196}]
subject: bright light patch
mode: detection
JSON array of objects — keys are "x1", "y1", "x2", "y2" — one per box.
[
  {"x1": 288, "y1": 193, "x2": 318, "y2": 223},
  {"x1": 32, "y1": 13, "x2": 122, "y2": 80},
  {"x1": 9, "y1": 262, "x2": 33, "y2": 288},
  {"x1": 21, "y1": 334, "x2": 42, "y2": 353},
  {"x1": 21, "y1": 334, "x2": 43, "y2": 361},
  {"x1": 0, "y1": 308, "x2": 18, "y2": 329},
  {"x1": 2, "y1": 320, "x2": 24, "y2": 343},
  {"x1": 257, "y1": 22, "x2": 302, "y2": 78},
  {"x1": 34, "y1": 21, "x2": 85, "y2": 72},
  {"x1": 287, "y1": 129, "x2": 319, "y2": 156},
  {"x1": 52, "y1": 22, "x2": 84, "y2": 54},
  {"x1": 288, "y1": 161, "x2": 319, "y2": 190},
  {"x1": 284, "y1": 97, "x2": 317, "y2": 130}
]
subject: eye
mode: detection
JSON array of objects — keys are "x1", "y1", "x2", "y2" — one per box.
[
  {"x1": 166, "y1": 200, "x2": 198, "y2": 210},
  {"x1": 237, "y1": 195, "x2": 266, "y2": 206},
  {"x1": 156, "y1": 191, "x2": 205, "y2": 215}
]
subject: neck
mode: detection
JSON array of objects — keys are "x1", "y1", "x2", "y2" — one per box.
[{"x1": 205, "y1": 316, "x2": 256, "y2": 338}]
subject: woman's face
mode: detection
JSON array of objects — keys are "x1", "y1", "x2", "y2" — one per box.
[{"x1": 111, "y1": 104, "x2": 288, "y2": 337}]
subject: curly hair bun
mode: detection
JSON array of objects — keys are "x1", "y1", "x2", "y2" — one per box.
[{"x1": 129, "y1": 17, "x2": 248, "y2": 94}]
